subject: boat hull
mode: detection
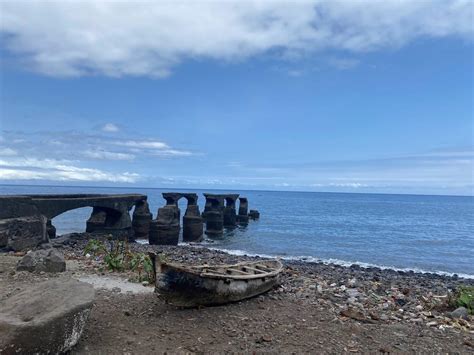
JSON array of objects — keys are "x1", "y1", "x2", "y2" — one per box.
[{"x1": 154, "y1": 263, "x2": 280, "y2": 307}]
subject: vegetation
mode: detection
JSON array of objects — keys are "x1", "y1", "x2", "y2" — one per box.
[
  {"x1": 84, "y1": 238, "x2": 154, "y2": 283},
  {"x1": 448, "y1": 286, "x2": 474, "y2": 314}
]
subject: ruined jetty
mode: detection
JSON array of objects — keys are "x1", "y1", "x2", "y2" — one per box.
[
  {"x1": 0, "y1": 192, "x2": 260, "y2": 250},
  {"x1": 0, "y1": 194, "x2": 148, "y2": 251}
]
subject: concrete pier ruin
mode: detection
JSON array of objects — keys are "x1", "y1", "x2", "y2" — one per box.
[
  {"x1": 149, "y1": 193, "x2": 203, "y2": 245},
  {"x1": 0, "y1": 192, "x2": 259, "y2": 250},
  {"x1": 0, "y1": 194, "x2": 148, "y2": 251}
]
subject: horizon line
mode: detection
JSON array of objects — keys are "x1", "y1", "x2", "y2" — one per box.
[{"x1": 0, "y1": 183, "x2": 472, "y2": 199}]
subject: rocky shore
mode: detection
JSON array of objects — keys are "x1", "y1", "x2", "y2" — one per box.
[{"x1": 1, "y1": 234, "x2": 473, "y2": 353}]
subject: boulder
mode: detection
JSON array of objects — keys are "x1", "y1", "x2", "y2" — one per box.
[
  {"x1": 0, "y1": 278, "x2": 95, "y2": 354},
  {"x1": 16, "y1": 248, "x2": 66, "y2": 273},
  {"x1": 0, "y1": 215, "x2": 48, "y2": 251},
  {"x1": 449, "y1": 306, "x2": 469, "y2": 320}
]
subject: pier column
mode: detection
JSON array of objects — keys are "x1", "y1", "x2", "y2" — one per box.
[
  {"x1": 46, "y1": 219, "x2": 56, "y2": 239},
  {"x1": 236, "y1": 197, "x2": 249, "y2": 224},
  {"x1": 182, "y1": 194, "x2": 203, "y2": 242},
  {"x1": 132, "y1": 200, "x2": 152, "y2": 240},
  {"x1": 86, "y1": 207, "x2": 133, "y2": 240},
  {"x1": 223, "y1": 194, "x2": 239, "y2": 227},
  {"x1": 149, "y1": 205, "x2": 180, "y2": 245}
]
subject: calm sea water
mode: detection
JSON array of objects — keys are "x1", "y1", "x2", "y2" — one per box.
[{"x1": 1, "y1": 185, "x2": 473, "y2": 277}]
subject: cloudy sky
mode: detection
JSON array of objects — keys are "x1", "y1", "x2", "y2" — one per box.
[{"x1": 0, "y1": 0, "x2": 472, "y2": 195}]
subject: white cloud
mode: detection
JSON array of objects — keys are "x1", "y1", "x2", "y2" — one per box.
[
  {"x1": 102, "y1": 123, "x2": 120, "y2": 132},
  {"x1": 0, "y1": 1, "x2": 471, "y2": 77},
  {"x1": 0, "y1": 157, "x2": 139, "y2": 183},
  {"x1": 151, "y1": 149, "x2": 194, "y2": 157},
  {"x1": 0, "y1": 147, "x2": 18, "y2": 156},
  {"x1": 83, "y1": 149, "x2": 135, "y2": 160},
  {"x1": 121, "y1": 140, "x2": 170, "y2": 150}
]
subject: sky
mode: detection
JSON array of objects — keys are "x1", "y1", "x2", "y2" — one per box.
[{"x1": 0, "y1": 1, "x2": 473, "y2": 196}]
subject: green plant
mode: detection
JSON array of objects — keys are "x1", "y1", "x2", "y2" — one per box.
[
  {"x1": 130, "y1": 253, "x2": 154, "y2": 282},
  {"x1": 84, "y1": 239, "x2": 106, "y2": 256},
  {"x1": 448, "y1": 286, "x2": 474, "y2": 314},
  {"x1": 82, "y1": 238, "x2": 157, "y2": 283},
  {"x1": 103, "y1": 240, "x2": 130, "y2": 271}
]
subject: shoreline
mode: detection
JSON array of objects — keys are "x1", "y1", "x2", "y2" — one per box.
[
  {"x1": 169, "y1": 241, "x2": 474, "y2": 281},
  {"x1": 1, "y1": 235, "x2": 473, "y2": 353}
]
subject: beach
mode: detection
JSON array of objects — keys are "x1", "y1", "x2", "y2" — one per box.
[{"x1": 1, "y1": 236, "x2": 473, "y2": 354}]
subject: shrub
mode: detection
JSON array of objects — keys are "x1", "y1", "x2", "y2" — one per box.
[{"x1": 449, "y1": 286, "x2": 474, "y2": 314}]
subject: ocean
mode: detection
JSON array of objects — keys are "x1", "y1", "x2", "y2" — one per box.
[{"x1": 1, "y1": 185, "x2": 473, "y2": 278}]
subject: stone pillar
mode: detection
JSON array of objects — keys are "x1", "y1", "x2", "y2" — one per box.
[
  {"x1": 132, "y1": 200, "x2": 152, "y2": 240},
  {"x1": 202, "y1": 193, "x2": 225, "y2": 221},
  {"x1": 183, "y1": 205, "x2": 203, "y2": 242},
  {"x1": 236, "y1": 197, "x2": 249, "y2": 224},
  {"x1": 223, "y1": 195, "x2": 239, "y2": 227},
  {"x1": 46, "y1": 219, "x2": 56, "y2": 239},
  {"x1": 86, "y1": 207, "x2": 107, "y2": 233},
  {"x1": 86, "y1": 207, "x2": 133, "y2": 240},
  {"x1": 205, "y1": 211, "x2": 224, "y2": 236},
  {"x1": 149, "y1": 205, "x2": 180, "y2": 245}
]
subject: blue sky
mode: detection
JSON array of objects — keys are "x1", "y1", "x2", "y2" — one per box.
[{"x1": 0, "y1": 1, "x2": 473, "y2": 195}]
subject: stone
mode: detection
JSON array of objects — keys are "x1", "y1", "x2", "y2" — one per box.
[
  {"x1": 449, "y1": 307, "x2": 469, "y2": 320},
  {"x1": 0, "y1": 278, "x2": 94, "y2": 354},
  {"x1": 16, "y1": 248, "x2": 66, "y2": 273},
  {"x1": 0, "y1": 215, "x2": 48, "y2": 251},
  {"x1": 248, "y1": 209, "x2": 260, "y2": 219}
]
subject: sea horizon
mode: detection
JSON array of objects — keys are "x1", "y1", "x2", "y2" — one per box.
[{"x1": 1, "y1": 183, "x2": 472, "y2": 199}]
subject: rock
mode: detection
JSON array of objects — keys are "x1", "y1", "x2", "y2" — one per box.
[
  {"x1": 449, "y1": 307, "x2": 469, "y2": 320},
  {"x1": 0, "y1": 278, "x2": 94, "y2": 354},
  {"x1": 0, "y1": 215, "x2": 49, "y2": 251},
  {"x1": 345, "y1": 288, "x2": 361, "y2": 298},
  {"x1": 16, "y1": 248, "x2": 66, "y2": 273},
  {"x1": 415, "y1": 305, "x2": 423, "y2": 311},
  {"x1": 340, "y1": 308, "x2": 374, "y2": 323}
]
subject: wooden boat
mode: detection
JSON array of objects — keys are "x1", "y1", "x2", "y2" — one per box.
[{"x1": 149, "y1": 253, "x2": 283, "y2": 307}]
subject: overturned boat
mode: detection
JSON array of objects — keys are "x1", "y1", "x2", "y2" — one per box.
[{"x1": 149, "y1": 253, "x2": 283, "y2": 307}]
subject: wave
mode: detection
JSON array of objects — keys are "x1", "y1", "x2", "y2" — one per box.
[{"x1": 196, "y1": 246, "x2": 474, "y2": 280}]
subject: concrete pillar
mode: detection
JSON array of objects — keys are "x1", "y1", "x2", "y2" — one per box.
[
  {"x1": 86, "y1": 207, "x2": 133, "y2": 240},
  {"x1": 236, "y1": 197, "x2": 249, "y2": 224},
  {"x1": 183, "y1": 204, "x2": 203, "y2": 242},
  {"x1": 223, "y1": 194, "x2": 239, "y2": 227},
  {"x1": 132, "y1": 200, "x2": 152, "y2": 239},
  {"x1": 46, "y1": 219, "x2": 56, "y2": 239},
  {"x1": 205, "y1": 211, "x2": 224, "y2": 236},
  {"x1": 149, "y1": 205, "x2": 180, "y2": 245}
]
